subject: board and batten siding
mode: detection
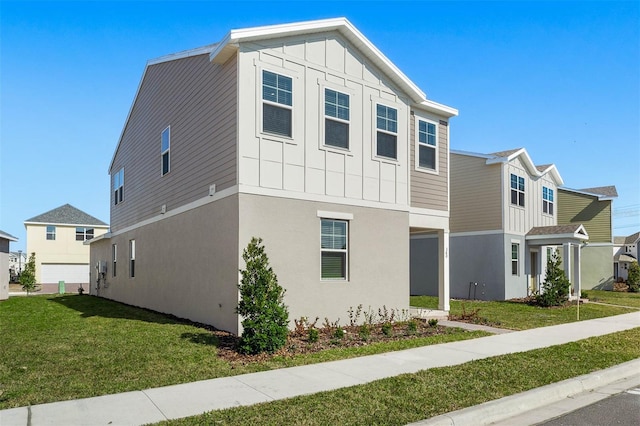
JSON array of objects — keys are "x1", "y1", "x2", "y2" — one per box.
[
  {"x1": 236, "y1": 32, "x2": 410, "y2": 207},
  {"x1": 504, "y1": 157, "x2": 557, "y2": 235},
  {"x1": 558, "y1": 190, "x2": 612, "y2": 243},
  {"x1": 409, "y1": 113, "x2": 448, "y2": 211},
  {"x1": 111, "y1": 53, "x2": 238, "y2": 231},
  {"x1": 450, "y1": 153, "x2": 502, "y2": 232}
]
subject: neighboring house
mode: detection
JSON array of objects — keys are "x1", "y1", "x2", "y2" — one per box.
[
  {"x1": 8, "y1": 251, "x2": 27, "y2": 281},
  {"x1": 613, "y1": 231, "x2": 640, "y2": 281},
  {"x1": 421, "y1": 148, "x2": 588, "y2": 301},
  {"x1": 88, "y1": 18, "x2": 458, "y2": 334},
  {"x1": 0, "y1": 230, "x2": 18, "y2": 300},
  {"x1": 25, "y1": 204, "x2": 109, "y2": 293},
  {"x1": 558, "y1": 186, "x2": 618, "y2": 290}
]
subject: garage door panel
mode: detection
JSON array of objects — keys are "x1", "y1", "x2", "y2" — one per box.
[{"x1": 41, "y1": 264, "x2": 89, "y2": 284}]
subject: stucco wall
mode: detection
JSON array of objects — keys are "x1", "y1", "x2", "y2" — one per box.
[
  {"x1": 580, "y1": 245, "x2": 614, "y2": 290},
  {"x1": 0, "y1": 251, "x2": 8, "y2": 300},
  {"x1": 450, "y1": 233, "x2": 506, "y2": 300},
  {"x1": 238, "y1": 193, "x2": 410, "y2": 326},
  {"x1": 409, "y1": 235, "x2": 439, "y2": 296}
]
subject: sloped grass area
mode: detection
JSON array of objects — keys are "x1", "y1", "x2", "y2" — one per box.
[
  {"x1": 583, "y1": 290, "x2": 640, "y2": 308},
  {"x1": 411, "y1": 296, "x2": 635, "y2": 330},
  {"x1": 157, "y1": 328, "x2": 640, "y2": 426},
  {"x1": 0, "y1": 295, "x2": 485, "y2": 409}
]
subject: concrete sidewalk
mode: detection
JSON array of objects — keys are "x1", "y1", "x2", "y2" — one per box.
[{"x1": 1, "y1": 312, "x2": 639, "y2": 426}]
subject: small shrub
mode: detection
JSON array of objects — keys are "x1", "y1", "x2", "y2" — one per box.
[
  {"x1": 627, "y1": 261, "x2": 640, "y2": 293},
  {"x1": 406, "y1": 320, "x2": 418, "y2": 335},
  {"x1": 381, "y1": 322, "x2": 393, "y2": 337},
  {"x1": 307, "y1": 328, "x2": 319, "y2": 343},
  {"x1": 20, "y1": 252, "x2": 37, "y2": 295},
  {"x1": 428, "y1": 318, "x2": 438, "y2": 327},
  {"x1": 348, "y1": 304, "x2": 363, "y2": 326},
  {"x1": 535, "y1": 249, "x2": 570, "y2": 307},
  {"x1": 332, "y1": 327, "x2": 345, "y2": 339},
  {"x1": 358, "y1": 324, "x2": 371, "y2": 341}
]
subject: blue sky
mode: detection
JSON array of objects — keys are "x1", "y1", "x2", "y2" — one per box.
[{"x1": 1, "y1": 0, "x2": 638, "y2": 251}]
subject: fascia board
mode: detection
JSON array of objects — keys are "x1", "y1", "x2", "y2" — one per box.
[
  {"x1": 0, "y1": 232, "x2": 18, "y2": 242},
  {"x1": 414, "y1": 100, "x2": 459, "y2": 118},
  {"x1": 559, "y1": 187, "x2": 613, "y2": 201},
  {"x1": 210, "y1": 17, "x2": 427, "y2": 103},
  {"x1": 84, "y1": 232, "x2": 111, "y2": 245},
  {"x1": 450, "y1": 149, "x2": 493, "y2": 159}
]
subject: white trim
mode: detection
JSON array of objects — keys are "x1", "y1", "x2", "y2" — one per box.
[
  {"x1": 414, "y1": 115, "x2": 439, "y2": 174},
  {"x1": 84, "y1": 232, "x2": 111, "y2": 245},
  {"x1": 319, "y1": 217, "x2": 349, "y2": 281},
  {"x1": 409, "y1": 206, "x2": 449, "y2": 218},
  {"x1": 317, "y1": 210, "x2": 354, "y2": 220}
]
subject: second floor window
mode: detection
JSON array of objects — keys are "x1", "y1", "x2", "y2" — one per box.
[
  {"x1": 543, "y1": 187, "x2": 554, "y2": 215},
  {"x1": 262, "y1": 70, "x2": 292, "y2": 137},
  {"x1": 161, "y1": 126, "x2": 170, "y2": 176},
  {"x1": 113, "y1": 168, "x2": 124, "y2": 205},
  {"x1": 417, "y1": 119, "x2": 437, "y2": 170},
  {"x1": 510, "y1": 174, "x2": 525, "y2": 207},
  {"x1": 76, "y1": 227, "x2": 94, "y2": 241},
  {"x1": 46, "y1": 225, "x2": 56, "y2": 240},
  {"x1": 376, "y1": 104, "x2": 398, "y2": 160},
  {"x1": 324, "y1": 88, "x2": 350, "y2": 149}
]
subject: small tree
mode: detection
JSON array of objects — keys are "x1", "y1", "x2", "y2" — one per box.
[
  {"x1": 535, "y1": 249, "x2": 570, "y2": 307},
  {"x1": 627, "y1": 261, "x2": 640, "y2": 293},
  {"x1": 237, "y1": 237, "x2": 289, "y2": 354},
  {"x1": 20, "y1": 252, "x2": 37, "y2": 295}
]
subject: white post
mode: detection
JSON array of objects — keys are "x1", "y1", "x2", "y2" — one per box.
[
  {"x1": 563, "y1": 243, "x2": 572, "y2": 289},
  {"x1": 438, "y1": 229, "x2": 450, "y2": 312}
]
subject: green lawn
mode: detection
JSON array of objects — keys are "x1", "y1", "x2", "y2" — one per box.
[
  {"x1": 157, "y1": 328, "x2": 640, "y2": 426},
  {"x1": 411, "y1": 295, "x2": 635, "y2": 330},
  {"x1": 583, "y1": 289, "x2": 640, "y2": 308},
  {"x1": 0, "y1": 294, "x2": 485, "y2": 409}
]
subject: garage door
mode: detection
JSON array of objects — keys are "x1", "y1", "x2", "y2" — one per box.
[{"x1": 41, "y1": 264, "x2": 90, "y2": 284}]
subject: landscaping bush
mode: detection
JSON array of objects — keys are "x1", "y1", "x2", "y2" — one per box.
[
  {"x1": 19, "y1": 252, "x2": 37, "y2": 294},
  {"x1": 534, "y1": 249, "x2": 570, "y2": 307},
  {"x1": 627, "y1": 261, "x2": 640, "y2": 293},
  {"x1": 237, "y1": 237, "x2": 289, "y2": 354}
]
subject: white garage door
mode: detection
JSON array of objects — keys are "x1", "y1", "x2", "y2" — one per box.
[{"x1": 41, "y1": 264, "x2": 90, "y2": 284}]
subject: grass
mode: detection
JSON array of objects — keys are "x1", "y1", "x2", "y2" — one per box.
[
  {"x1": 156, "y1": 327, "x2": 640, "y2": 426},
  {"x1": 411, "y1": 295, "x2": 636, "y2": 330},
  {"x1": 583, "y1": 289, "x2": 640, "y2": 308},
  {"x1": 0, "y1": 294, "x2": 485, "y2": 409}
]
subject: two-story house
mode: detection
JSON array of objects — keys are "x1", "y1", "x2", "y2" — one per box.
[
  {"x1": 613, "y1": 231, "x2": 640, "y2": 281},
  {"x1": 424, "y1": 148, "x2": 588, "y2": 301},
  {"x1": 558, "y1": 186, "x2": 618, "y2": 290},
  {"x1": 88, "y1": 18, "x2": 458, "y2": 334},
  {"x1": 0, "y1": 230, "x2": 18, "y2": 300},
  {"x1": 25, "y1": 204, "x2": 109, "y2": 293}
]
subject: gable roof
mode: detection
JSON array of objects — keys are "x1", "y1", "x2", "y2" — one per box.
[
  {"x1": 623, "y1": 231, "x2": 640, "y2": 244},
  {"x1": 24, "y1": 204, "x2": 108, "y2": 227},
  {"x1": 526, "y1": 224, "x2": 589, "y2": 244},
  {"x1": 451, "y1": 147, "x2": 564, "y2": 185},
  {"x1": 0, "y1": 230, "x2": 18, "y2": 241},
  {"x1": 559, "y1": 186, "x2": 618, "y2": 201}
]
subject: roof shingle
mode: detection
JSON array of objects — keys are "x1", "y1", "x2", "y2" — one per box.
[{"x1": 25, "y1": 204, "x2": 108, "y2": 226}]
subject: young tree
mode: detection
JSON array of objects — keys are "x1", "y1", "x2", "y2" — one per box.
[
  {"x1": 20, "y1": 252, "x2": 37, "y2": 295},
  {"x1": 627, "y1": 261, "x2": 640, "y2": 293},
  {"x1": 535, "y1": 249, "x2": 570, "y2": 307},
  {"x1": 237, "y1": 237, "x2": 289, "y2": 354}
]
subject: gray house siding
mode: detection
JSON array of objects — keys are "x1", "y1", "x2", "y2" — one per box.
[
  {"x1": 410, "y1": 235, "x2": 439, "y2": 295},
  {"x1": 450, "y1": 233, "x2": 506, "y2": 300},
  {"x1": 409, "y1": 114, "x2": 449, "y2": 211},
  {"x1": 111, "y1": 53, "x2": 238, "y2": 232}
]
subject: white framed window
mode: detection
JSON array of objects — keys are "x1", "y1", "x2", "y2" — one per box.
[
  {"x1": 376, "y1": 103, "x2": 398, "y2": 160},
  {"x1": 46, "y1": 225, "x2": 56, "y2": 240},
  {"x1": 324, "y1": 88, "x2": 350, "y2": 149},
  {"x1": 112, "y1": 244, "x2": 117, "y2": 277},
  {"x1": 511, "y1": 243, "x2": 519, "y2": 275},
  {"x1": 113, "y1": 168, "x2": 124, "y2": 205},
  {"x1": 321, "y1": 219, "x2": 348, "y2": 280},
  {"x1": 416, "y1": 119, "x2": 438, "y2": 171},
  {"x1": 129, "y1": 239, "x2": 136, "y2": 278},
  {"x1": 262, "y1": 70, "x2": 293, "y2": 137},
  {"x1": 75, "y1": 227, "x2": 94, "y2": 241},
  {"x1": 510, "y1": 174, "x2": 525, "y2": 207},
  {"x1": 161, "y1": 126, "x2": 170, "y2": 176},
  {"x1": 543, "y1": 187, "x2": 554, "y2": 215}
]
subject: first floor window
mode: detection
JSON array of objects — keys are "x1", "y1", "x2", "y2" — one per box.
[
  {"x1": 112, "y1": 244, "x2": 117, "y2": 277},
  {"x1": 511, "y1": 243, "x2": 519, "y2": 275},
  {"x1": 321, "y1": 219, "x2": 348, "y2": 280},
  {"x1": 76, "y1": 227, "x2": 94, "y2": 241},
  {"x1": 510, "y1": 174, "x2": 525, "y2": 207},
  {"x1": 262, "y1": 70, "x2": 293, "y2": 137},
  {"x1": 113, "y1": 168, "x2": 124, "y2": 205},
  {"x1": 543, "y1": 187, "x2": 554, "y2": 215},
  {"x1": 46, "y1": 225, "x2": 56, "y2": 240},
  {"x1": 129, "y1": 239, "x2": 136, "y2": 278},
  {"x1": 417, "y1": 119, "x2": 437, "y2": 170},
  {"x1": 376, "y1": 104, "x2": 397, "y2": 159},
  {"x1": 161, "y1": 126, "x2": 170, "y2": 176}
]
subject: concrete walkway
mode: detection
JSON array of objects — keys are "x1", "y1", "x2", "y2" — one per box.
[{"x1": 1, "y1": 312, "x2": 639, "y2": 426}]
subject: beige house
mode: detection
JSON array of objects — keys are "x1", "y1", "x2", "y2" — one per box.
[
  {"x1": 25, "y1": 204, "x2": 108, "y2": 293},
  {"x1": 0, "y1": 230, "x2": 18, "y2": 300},
  {"x1": 88, "y1": 18, "x2": 458, "y2": 334}
]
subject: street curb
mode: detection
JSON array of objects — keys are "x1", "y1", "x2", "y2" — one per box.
[{"x1": 408, "y1": 358, "x2": 640, "y2": 426}]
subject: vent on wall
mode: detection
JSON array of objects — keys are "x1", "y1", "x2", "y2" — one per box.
[{"x1": 209, "y1": 184, "x2": 216, "y2": 196}]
